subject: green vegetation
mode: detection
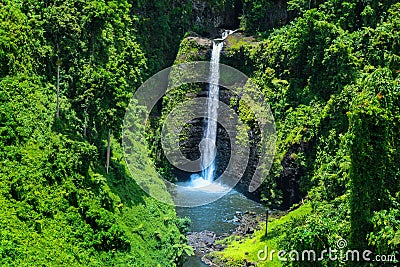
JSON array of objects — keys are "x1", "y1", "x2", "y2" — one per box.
[
  {"x1": 214, "y1": 1, "x2": 400, "y2": 266},
  {"x1": 209, "y1": 203, "x2": 312, "y2": 266},
  {"x1": 0, "y1": 0, "x2": 194, "y2": 266},
  {"x1": 1, "y1": 0, "x2": 399, "y2": 265}
]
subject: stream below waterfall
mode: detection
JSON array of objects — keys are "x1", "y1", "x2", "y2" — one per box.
[{"x1": 176, "y1": 188, "x2": 265, "y2": 266}]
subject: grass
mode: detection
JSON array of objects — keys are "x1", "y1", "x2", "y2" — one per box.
[{"x1": 209, "y1": 203, "x2": 312, "y2": 266}]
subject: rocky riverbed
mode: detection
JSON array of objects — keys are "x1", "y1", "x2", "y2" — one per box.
[{"x1": 186, "y1": 211, "x2": 267, "y2": 266}]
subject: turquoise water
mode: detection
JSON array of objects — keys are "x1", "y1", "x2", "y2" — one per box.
[
  {"x1": 176, "y1": 189, "x2": 264, "y2": 235},
  {"x1": 176, "y1": 188, "x2": 265, "y2": 266}
]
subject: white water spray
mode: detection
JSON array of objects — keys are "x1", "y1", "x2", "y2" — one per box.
[
  {"x1": 188, "y1": 30, "x2": 234, "y2": 188},
  {"x1": 200, "y1": 40, "x2": 223, "y2": 182}
]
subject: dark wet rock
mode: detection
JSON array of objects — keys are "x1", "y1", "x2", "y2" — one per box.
[
  {"x1": 191, "y1": 0, "x2": 241, "y2": 34},
  {"x1": 201, "y1": 255, "x2": 220, "y2": 267},
  {"x1": 231, "y1": 211, "x2": 263, "y2": 238},
  {"x1": 187, "y1": 230, "x2": 221, "y2": 255},
  {"x1": 277, "y1": 142, "x2": 308, "y2": 209}
]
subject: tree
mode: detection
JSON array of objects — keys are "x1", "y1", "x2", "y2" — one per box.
[{"x1": 348, "y1": 68, "x2": 400, "y2": 250}]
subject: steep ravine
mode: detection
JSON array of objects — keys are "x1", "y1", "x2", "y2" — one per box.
[{"x1": 152, "y1": 32, "x2": 303, "y2": 207}]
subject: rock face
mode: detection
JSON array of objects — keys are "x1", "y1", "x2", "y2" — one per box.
[
  {"x1": 173, "y1": 89, "x2": 233, "y2": 183},
  {"x1": 189, "y1": 0, "x2": 291, "y2": 34},
  {"x1": 191, "y1": 0, "x2": 242, "y2": 34},
  {"x1": 162, "y1": 32, "x2": 303, "y2": 205},
  {"x1": 171, "y1": 83, "x2": 263, "y2": 201},
  {"x1": 277, "y1": 142, "x2": 306, "y2": 209}
]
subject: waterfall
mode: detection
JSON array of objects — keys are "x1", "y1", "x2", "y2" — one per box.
[
  {"x1": 200, "y1": 40, "x2": 223, "y2": 182},
  {"x1": 185, "y1": 30, "x2": 233, "y2": 188}
]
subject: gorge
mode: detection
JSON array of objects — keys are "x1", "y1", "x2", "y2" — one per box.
[{"x1": 0, "y1": 0, "x2": 398, "y2": 266}]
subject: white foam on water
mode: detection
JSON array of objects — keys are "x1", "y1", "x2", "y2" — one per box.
[{"x1": 178, "y1": 174, "x2": 230, "y2": 193}]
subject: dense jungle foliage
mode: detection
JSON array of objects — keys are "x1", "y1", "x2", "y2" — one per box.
[
  {"x1": 0, "y1": 0, "x2": 196, "y2": 265},
  {"x1": 215, "y1": 0, "x2": 400, "y2": 266},
  {"x1": 1, "y1": 0, "x2": 399, "y2": 266},
  {"x1": 150, "y1": 0, "x2": 399, "y2": 266}
]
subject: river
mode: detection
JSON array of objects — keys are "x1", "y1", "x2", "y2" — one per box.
[{"x1": 176, "y1": 188, "x2": 265, "y2": 266}]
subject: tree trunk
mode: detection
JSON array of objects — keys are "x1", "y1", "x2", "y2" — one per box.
[
  {"x1": 83, "y1": 105, "x2": 87, "y2": 138},
  {"x1": 83, "y1": 114, "x2": 87, "y2": 138},
  {"x1": 265, "y1": 209, "x2": 269, "y2": 238},
  {"x1": 106, "y1": 128, "x2": 111, "y2": 174},
  {"x1": 56, "y1": 63, "x2": 60, "y2": 118}
]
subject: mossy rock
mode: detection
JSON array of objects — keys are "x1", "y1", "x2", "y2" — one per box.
[{"x1": 175, "y1": 36, "x2": 212, "y2": 64}]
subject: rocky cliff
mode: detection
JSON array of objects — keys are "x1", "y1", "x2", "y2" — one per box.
[{"x1": 152, "y1": 33, "x2": 303, "y2": 206}]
